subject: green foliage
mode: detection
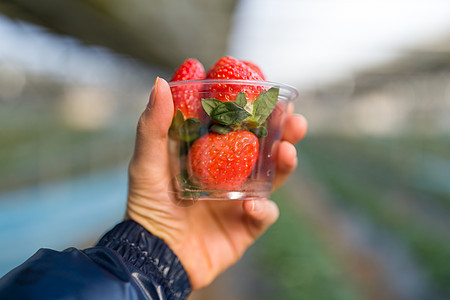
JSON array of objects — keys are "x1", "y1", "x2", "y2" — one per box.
[
  {"x1": 250, "y1": 87, "x2": 279, "y2": 124},
  {"x1": 253, "y1": 190, "x2": 362, "y2": 300},
  {"x1": 234, "y1": 91, "x2": 247, "y2": 108},
  {"x1": 201, "y1": 87, "x2": 279, "y2": 134},
  {"x1": 0, "y1": 108, "x2": 135, "y2": 192},
  {"x1": 300, "y1": 135, "x2": 450, "y2": 297},
  {"x1": 210, "y1": 124, "x2": 232, "y2": 135},
  {"x1": 210, "y1": 101, "x2": 251, "y2": 125},
  {"x1": 202, "y1": 98, "x2": 224, "y2": 115},
  {"x1": 169, "y1": 109, "x2": 203, "y2": 142}
]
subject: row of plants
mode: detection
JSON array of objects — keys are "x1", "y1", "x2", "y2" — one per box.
[{"x1": 299, "y1": 134, "x2": 450, "y2": 297}]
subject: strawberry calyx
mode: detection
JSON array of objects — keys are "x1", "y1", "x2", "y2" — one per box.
[
  {"x1": 201, "y1": 87, "x2": 279, "y2": 137},
  {"x1": 170, "y1": 86, "x2": 279, "y2": 140},
  {"x1": 169, "y1": 110, "x2": 203, "y2": 142}
]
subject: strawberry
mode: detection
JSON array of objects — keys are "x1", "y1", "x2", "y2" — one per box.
[
  {"x1": 171, "y1": 58, "x2": 205, "y2": 82},
  {"x1": 242, "y1": 60, "x2": 266, "y2": 80},
  {"x1": 206, "y1": 56, "x2": 264, "y2": 102},
  {"x1": 188, "y1": 131, "x2": 259, "y2": 190},
  {"x1": 170, "y1": 58, "x2": 206, "y2": 120}
]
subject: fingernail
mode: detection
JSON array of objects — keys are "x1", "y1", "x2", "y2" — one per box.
[
  {"x1": 252, "y1": 200, "x2": 263, "y2": 212},
  {"x1": 148, "y1": 77, "x2": 160, "y2": 108}
]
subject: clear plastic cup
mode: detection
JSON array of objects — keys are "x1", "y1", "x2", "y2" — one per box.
[{"x1": 168, "y1": 79, "x2": 298, "y2": 201}]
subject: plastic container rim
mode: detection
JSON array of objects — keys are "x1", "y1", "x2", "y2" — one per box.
[{"x1": 168, "y1": 79, "x2": 299, "y2": 101}]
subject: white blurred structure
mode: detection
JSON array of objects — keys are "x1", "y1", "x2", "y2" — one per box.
[{"x1": 229, "y1": 0, "x2": 450, "y2": 87}]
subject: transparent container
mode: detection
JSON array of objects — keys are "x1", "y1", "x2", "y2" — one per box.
[{"x1": 168, "y1": 79, "x2": 298, "y2": 201}]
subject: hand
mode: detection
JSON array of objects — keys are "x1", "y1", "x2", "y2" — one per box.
[{"x1": 126, "y1": 78, "x2": 307, "y2": 289}]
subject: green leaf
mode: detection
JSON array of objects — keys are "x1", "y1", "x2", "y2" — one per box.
[
  {"x1": 169, "y1": 111, "x2": 203, "y2": 142},
  {"x1": 202, "y1": 98, "x2": 223, "y2": 115},
  {"x1": 169, "y1": 110, "x2": 185, "y2": 139},
  {"x1": 266, "y1": 87, "x2": 280, "y2": 100},
  {"x1": 250, "y1": 126, "x2": 268, "y2": 138},
  {"x1": 235, "y1": 92, "x2": 247, "y2": 107},
  {"x1": 170, "y1": 109, "x2": 185, "y2": 130},
  {"x1": 184, "y1": 117, "x2": 201, "y2": 128},
  {"x1": 210, "y1": 124, "x2": 232, "y2": 135},
  {"x1": 257, "y1": 126, "x2": 268, "y2": 137},
  {"x1": 252, "y1": 87, "x2": 279, "y2": 125},
  {"x1": 179, "y1": 118, "x2": 202, "y2": 142},
  {"x1": 210, "y1": 102, "x2": 251, "y2": 125}
]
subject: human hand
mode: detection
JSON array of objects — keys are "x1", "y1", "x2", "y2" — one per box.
[{"x1": 126, "y1": 77, "x2": 307, "y2": 289}]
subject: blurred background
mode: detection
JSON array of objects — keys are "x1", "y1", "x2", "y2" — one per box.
[{"x1": 0, "y1": 0, "x2": 449, "y2": 299}]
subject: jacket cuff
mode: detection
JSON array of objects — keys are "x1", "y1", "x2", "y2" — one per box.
[{"x1": 96, "y1": 220, "x2": 191, "y2": 299}]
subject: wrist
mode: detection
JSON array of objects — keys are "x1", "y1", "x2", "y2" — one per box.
[
  {"x1": 125, "y1": 208, "x2": 177, "y2": 249},
  {"x1": 97, "y1": 220, "x2": 191, "y2": 299}
]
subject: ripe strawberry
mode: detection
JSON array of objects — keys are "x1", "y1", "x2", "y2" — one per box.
[
  {"x1": 170, "y1": 58, "x2": 206, "y2": 120},
  {"x1": 188, "y1": 131, "x2": 259, "y2": 190},
  {"x1": 171, "y1": 58, "x2": 205, "y2": 82},
  {"x1": 206, "y1": 56, "x2": 264, "y2": 102},
  {"x1": 242, "y1": 60, "x2": 266, "y2": 80}
]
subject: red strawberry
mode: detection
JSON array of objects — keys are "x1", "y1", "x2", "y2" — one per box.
[
  {"x1": 170, "y1": 58, "x2": 206, "y2": 120},
  {"x1": 242, "y1": 60, "x2": 266, "y2": 80},
  {"x1": 171, "y1": 58, "x2": 205, "y2": 82},
  {"x1": 206, "y1": 56, "x2": 264, "y2": 102},
  {"x1": 188, "y1": 131, "x2": 259, "y2": 190}
]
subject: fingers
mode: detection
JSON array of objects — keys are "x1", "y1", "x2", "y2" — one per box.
[
  {"x1": 270, "y1": 112, "x2": 307, "y2": 190},
  {"x1": 131, "y1": 77, "x2": 174, "y2": 171},
  {"x1": 243, "y1": 199, "x2": 280, "y2": 238},
  {"x1": 282, "y1": 113, "x2": 308, "y2": 144},
  {"x1": 272, "y1": 141, "x2": 298, "y2": 190}
]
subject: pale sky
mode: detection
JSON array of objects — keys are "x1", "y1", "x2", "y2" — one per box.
[{"x1": 229, "y1": 0, "x2": 450, "y2": 87}]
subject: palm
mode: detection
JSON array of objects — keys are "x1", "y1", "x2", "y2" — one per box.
[
  {"x1": 127, "y1": 154, "x2": 261, "y2": 289},
  {"x1": 180, "y1": 201, "x2": 259, "y2": 287}
]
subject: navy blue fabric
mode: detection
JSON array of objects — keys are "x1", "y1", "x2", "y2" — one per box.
[{"x1": 0, "y1": 220, "x2": 191, "y2": 300}]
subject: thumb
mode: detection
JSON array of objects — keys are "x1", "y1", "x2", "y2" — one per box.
[{"x1": 131, "y1": 77, "x2": 174, "y2": 171}]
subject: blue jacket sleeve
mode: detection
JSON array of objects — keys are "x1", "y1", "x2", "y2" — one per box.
[{"x1": 0, "y1": 220, "x2": 191, "y2": 300}]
